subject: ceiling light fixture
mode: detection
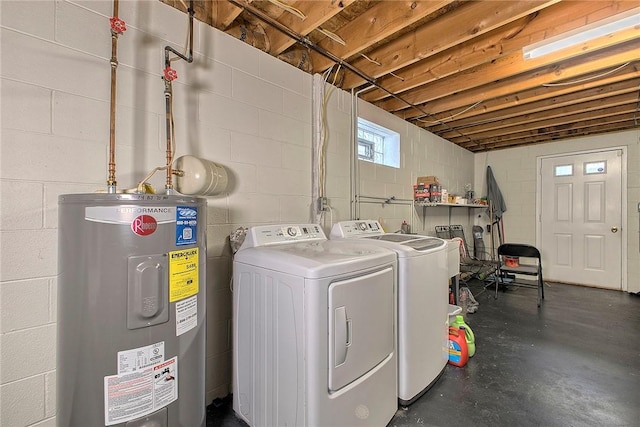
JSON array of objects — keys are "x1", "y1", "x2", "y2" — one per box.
[{"x1": 523, "y1": 8, "x2": 640, "y2": 60}]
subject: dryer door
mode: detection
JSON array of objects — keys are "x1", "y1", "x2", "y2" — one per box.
[{"x1": 328, "y1": 266, "x2": 394, "y2": 392}]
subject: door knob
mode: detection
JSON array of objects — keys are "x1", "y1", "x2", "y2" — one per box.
[{"x1": 611, "y1": 226, "x2": 618, "y2": 233}]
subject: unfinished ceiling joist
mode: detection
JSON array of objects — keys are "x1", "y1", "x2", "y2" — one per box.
[{"x1": 160, "y1": 0, "x2": 640, "y2": 152}]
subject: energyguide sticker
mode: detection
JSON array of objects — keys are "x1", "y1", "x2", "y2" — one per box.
[{"x1": 169, "y1": 247, "x2": 199, "y2": 302}]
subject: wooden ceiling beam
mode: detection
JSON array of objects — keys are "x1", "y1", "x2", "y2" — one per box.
[
  {"x1": 162, "y1": 1, "x2": 240, "y2": 29},
  {"x1": 408, "y1": 63, "x2": 640, "y2": 124},
  {"x1": 460, "y1": 118, "x2": 638, "y2": 151},
  {"x1": 395, "y1": 40, "x2": 640, "y2": 122},
  {"x1": 362, "y1": 1, "x2": 639, "y2": 103},
  {"x1": 380, "y1": 30, "x2": 640, "y2": 113},
  {"x1": 447, "y1": 101, "x2": 637, "y2": 143},
  {"x1": 265, "y1": 0, "x2": 357, "y2": 55},
  {"x1": 500, "y1": 1, "x2": 640, "y2": 51},
  {"x1": 309, "y1": 0, "x2": 456, "y2": 74},
  {"x1": 210, "y1": 0, "x2": 247, "y2": 29},
  {"x1": 339, "y1": 0, "x2": 559, "y2": 89},
  {"x1": 360, "y1": 15, "x2": 533, "y2": 103},
  {"x1": 423, "y1": 70, "x2": 640, "y2": 132},
  {"x1": 456, "y1": 121, "x2": 636, "y2": 152},
  {"x1": 441, "y1": 93, "x2": 639, "y2": 140}
]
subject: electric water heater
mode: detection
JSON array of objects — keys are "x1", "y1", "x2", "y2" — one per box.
[{"x1": 57, "y1": 193, "x2": 206, "y2": 427}]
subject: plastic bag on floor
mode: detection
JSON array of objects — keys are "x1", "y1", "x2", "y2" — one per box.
[{"x1": 460, "y1": 286, "x2": 479, "y2": 314}]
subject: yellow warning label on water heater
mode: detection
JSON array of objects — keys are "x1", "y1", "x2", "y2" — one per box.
[{"x1": 169, "y1": 248, "x2": 199, "y2": 302}]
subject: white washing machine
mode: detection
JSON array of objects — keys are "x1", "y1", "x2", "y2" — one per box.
[
  {"x1": 232, "y1": 224, "x2": 398, "y2": 427},
  {"x1": 331, "y1": 220, "x2": 449, "y2": 406}
]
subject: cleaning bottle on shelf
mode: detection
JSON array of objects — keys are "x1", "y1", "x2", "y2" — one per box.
[
  {"x1": 451, "y1": 314, "x2": 475, "y2": 357},
  {"x1": 448, "y1": 326, "x2": 469, "y2": 367},
  {"x1": 401, "y1": 220, "x2": 410, "y2": 234}
]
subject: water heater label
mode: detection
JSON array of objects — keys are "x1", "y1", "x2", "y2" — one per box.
[
  {"x1": 86, "y1": 206, "x2": 175, "y2": 237},
  {"x1": 176, "y1": 295, "x2": 198, "y2": 336},
  {"x1": 104, "y1": 356, "x2": 178, "y2": 426},
  {"x1": 169, "y1": 248, "x2": 199, "y2": 302},
  {"x1": 176, "y1": 206, "x2": 197, "y2": 245},
  {"x1": 117, "y1": 342, "x2": 165, "y2": 375},
  {"x1": 86, "y1": 206, "x2": 175, "y2": 224},
  {"x1": 131, "y1": 214, "x2": 157, "y2": 236},
  {"x1": 153, "y1": 357, "x2": 179, "y2": 409}
]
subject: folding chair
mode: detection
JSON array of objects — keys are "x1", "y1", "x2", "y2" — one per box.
[{"x1": 496, "y1": 243, "x2": 545, "y2": 307}]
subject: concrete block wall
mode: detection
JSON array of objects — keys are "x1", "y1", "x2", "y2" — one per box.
[
  {"x1": 0, "y1": 1, "x2": 314, "y2": 425},
  {"x1": 0, "y1": 1, "x2": 473, "y2": 426},
  {"x1": 473, "y1": 130, "x2": 640, "y2": 293}
]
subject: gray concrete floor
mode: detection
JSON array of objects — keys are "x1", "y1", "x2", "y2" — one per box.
[{"x1": 207, "y1": 281, "x2": 640, "y2": 426}]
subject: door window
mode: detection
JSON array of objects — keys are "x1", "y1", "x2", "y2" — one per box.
[{"x1": 584, "y1": 161, "x2": 606, "y2": 175}]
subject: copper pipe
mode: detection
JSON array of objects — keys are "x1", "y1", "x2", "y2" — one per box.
[
  {"x1": 164, "y1": 79, "x2": 173, "y2": 192},
  {"x1": 107, "y1": 0, "x2": 120, "y2": 193}
]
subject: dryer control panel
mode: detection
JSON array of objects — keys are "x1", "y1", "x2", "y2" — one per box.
[
  {"x1": 330, "y1": 220, "x2": 384, "y2": 239},
  {"x1": 242, "y1": 224, "x2": 326, "y2": 248}
]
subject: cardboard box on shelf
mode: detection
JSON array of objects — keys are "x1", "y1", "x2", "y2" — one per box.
[{"x1": 416, "y1": 175, "x2": 438, "y2": 185}]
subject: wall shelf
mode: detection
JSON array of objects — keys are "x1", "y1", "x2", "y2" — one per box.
[
  {"x1": 414, "y1": 202, "x2": 487, "y2": 228},
  {"x1": 414, "y1": 202, "x2": 487, "y2": 208}
]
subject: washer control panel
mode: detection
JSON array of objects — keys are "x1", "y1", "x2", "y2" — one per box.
[{"x1": 330, "y1": 220, "x2": 384, "y2": 238}]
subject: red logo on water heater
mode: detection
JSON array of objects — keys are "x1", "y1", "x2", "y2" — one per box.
[{"x1": 131, "y1": 215, "x2": 157, "y2": 236}]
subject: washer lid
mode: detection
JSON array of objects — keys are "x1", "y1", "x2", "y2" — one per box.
[
  {"x1": 369, "y1": 235, "x2": 446, "y2": 251},
  {"x1": 366, "y1": 234, "x2": 417, "y2": 243},
  {"x1": 234, "y1": 239, "x2": 396, "y2": 278},
  {"x1": 331, "y1": 220, "x2": 447, "y2": 255}
]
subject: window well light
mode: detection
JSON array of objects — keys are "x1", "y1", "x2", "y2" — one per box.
[{"x1": 522, "y1": 8, "x2": 640, "y2": 60}]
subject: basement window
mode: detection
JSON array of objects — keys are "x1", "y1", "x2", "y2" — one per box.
[{"x1": 357, "y1": 118, "x2": 400, "y2": 168}]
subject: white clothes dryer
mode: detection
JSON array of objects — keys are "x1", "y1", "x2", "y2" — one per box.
[
  {"x1": 232, "y1": 224, "x2": 398, "y2": 427},
  {"x1": 331, "y1": 220, "x2": 449, "y2": 406}
]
